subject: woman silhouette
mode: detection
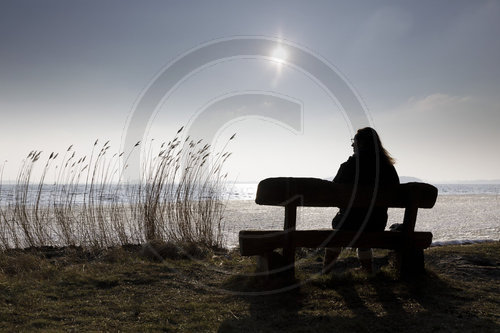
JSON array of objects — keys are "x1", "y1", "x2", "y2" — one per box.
[{"x1": 324, "y1": 127, "x2": 399, "y2": 273}]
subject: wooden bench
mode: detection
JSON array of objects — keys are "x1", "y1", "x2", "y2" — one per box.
[{"x1": 239, "y1": 177, "x2": 438, "y2": 279}]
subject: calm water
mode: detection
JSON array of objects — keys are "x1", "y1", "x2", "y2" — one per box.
[
  {"x1": 225, "y1": 183, "x2": 500, "y2": 199},
  {"x1": 2, "y1": 183, "x2": 499, "y2": 204}
]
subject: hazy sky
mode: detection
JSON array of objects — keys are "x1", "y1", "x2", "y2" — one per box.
[{"x1": 1, "y1": 0, "x2": 499, "y2": 182}]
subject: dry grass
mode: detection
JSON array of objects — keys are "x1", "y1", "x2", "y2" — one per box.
[
  {"x1": 0, "y1": 242, "x2": 498, "y2": 332},
  {"x1": 0, "y1": 127, "x2": 234, "y2": 251}
]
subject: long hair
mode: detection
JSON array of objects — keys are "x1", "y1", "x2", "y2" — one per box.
[{"x1": 354, "y1": 127, "x2": 395, "y2": 165}]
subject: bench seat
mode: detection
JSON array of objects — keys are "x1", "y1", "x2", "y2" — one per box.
[{"x1": 239, "y1": 230, "x2": 433, "y2": 256}]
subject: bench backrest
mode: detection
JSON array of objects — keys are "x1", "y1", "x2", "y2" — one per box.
[{"x1": 255, "y1": 177, "x2": 438, "y2": 209}]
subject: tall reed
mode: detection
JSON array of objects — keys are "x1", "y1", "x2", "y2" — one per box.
[{"x1": 0, "y1": 128, "x2": 233, "y2": 251}]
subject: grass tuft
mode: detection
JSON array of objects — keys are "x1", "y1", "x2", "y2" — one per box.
[{"x1": 0, "y1": 127, "x2": 234, "y2": 251}]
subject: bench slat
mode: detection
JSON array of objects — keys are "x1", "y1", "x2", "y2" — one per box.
[
  {"x1": 255, "y1": 178, "x2": 438, "y2": 209},
  {"x1": 239, "y1": 230, "x2": 433, "y2": 256}
]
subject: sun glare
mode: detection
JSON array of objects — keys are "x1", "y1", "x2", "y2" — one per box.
[
  {"x1": 271, "y1": 46, "x2": 288, "y2": 65},
  {"x1": 269, "y1": 45, "x2": 289, "y2": 86}
]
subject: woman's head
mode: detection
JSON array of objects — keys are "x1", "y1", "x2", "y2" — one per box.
[{"x1": 352, "y1": 127, "x2": 395, "y2": 164}]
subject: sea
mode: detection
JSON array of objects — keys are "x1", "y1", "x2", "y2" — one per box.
[{"x1": 1, "y1": 183, "x2": 499, "y2": 248}]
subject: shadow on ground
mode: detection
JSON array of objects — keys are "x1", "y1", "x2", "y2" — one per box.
[{"x1": 218, "y1": 250, "x2": 499, "y2": 332}]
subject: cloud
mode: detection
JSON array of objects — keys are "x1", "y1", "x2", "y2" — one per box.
[
  {"x1": 375, "y1": 93, "x2": 500, "y2": 181},
  {"x1": 405, "y1": 93, "x2": 471, "y2": 113},
  {"x1": 384, "y1": 93, "x2": 499, "y2": 137}
]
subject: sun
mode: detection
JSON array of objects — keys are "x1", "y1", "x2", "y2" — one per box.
[{"x1": 271, "y1": 46, "x2": 288, "y2": 65}]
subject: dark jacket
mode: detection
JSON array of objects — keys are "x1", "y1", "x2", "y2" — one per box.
[{"x1": 332, "y1": 153, "x2": 399, "y2": 231}]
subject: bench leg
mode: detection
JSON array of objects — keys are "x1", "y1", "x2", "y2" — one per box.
[{"x1": 256, "y1": 251, "x2": 294, "y2": 281}]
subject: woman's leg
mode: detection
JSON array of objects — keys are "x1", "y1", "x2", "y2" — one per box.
[
  {"x1": 323, "y1": 247, "x2": 342, "y2": 273},
  {"x1": 357, "y1": 248, "x2": 373, "y2": 273}
]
